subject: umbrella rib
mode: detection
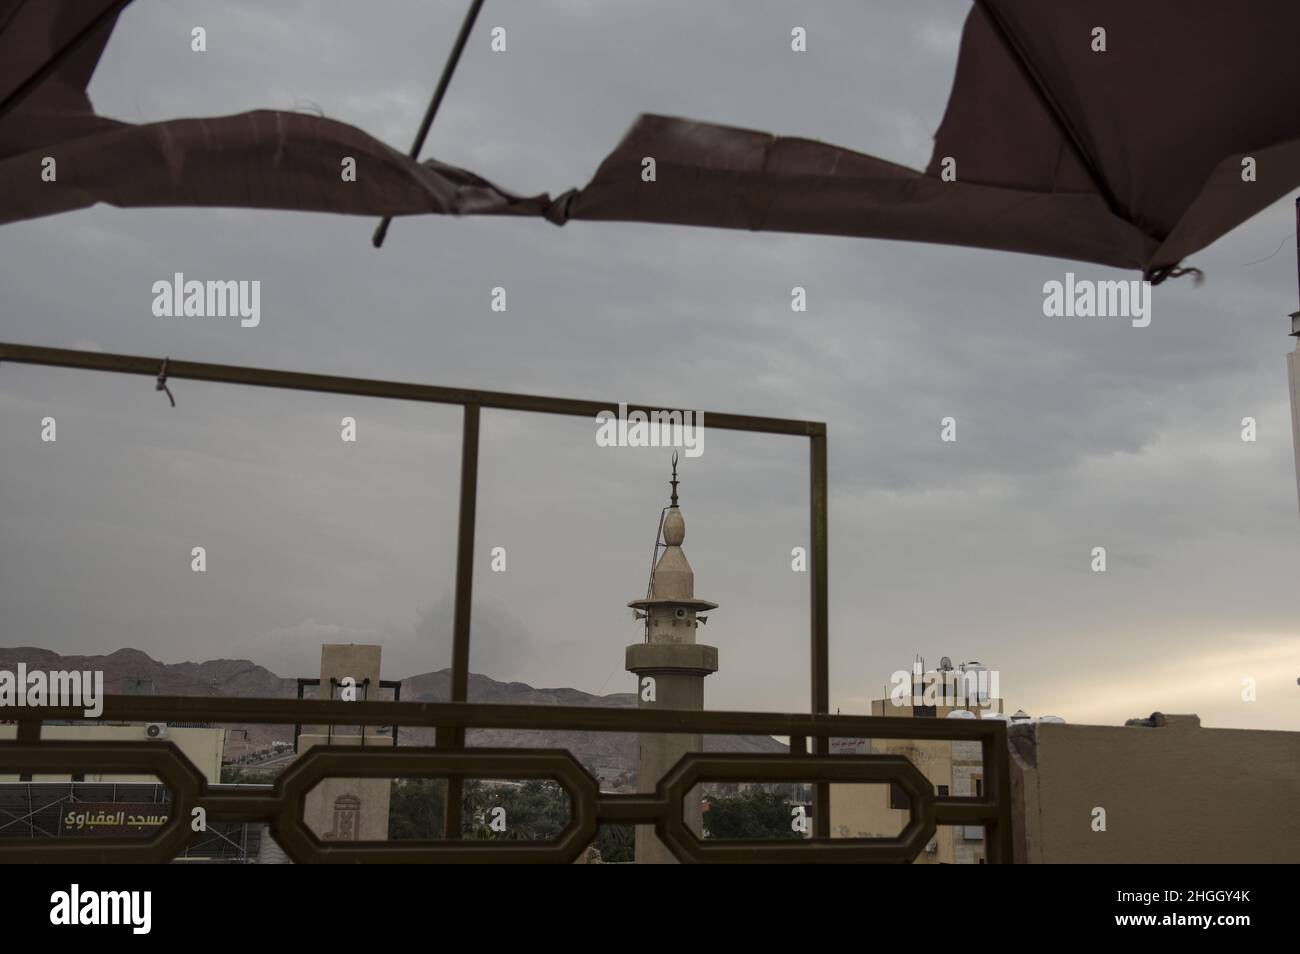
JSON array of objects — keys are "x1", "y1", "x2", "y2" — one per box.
[
  {"x1": 372, "y1": 0, "x2": 487, "y2": 249},
  {"x1": 973, "y1": 0, "x2": 1129, "y2": 226},
  {"x1": 0, "y1": 0, "x2": 137, "y2": 122}
]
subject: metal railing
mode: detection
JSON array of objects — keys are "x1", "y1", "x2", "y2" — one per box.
[
  {"x1": 0, "y1": 342, "x2": 1009, "y2": 862},
  {"x1": 0, "y1": 697, "x2": 1011, "y2": 863}
]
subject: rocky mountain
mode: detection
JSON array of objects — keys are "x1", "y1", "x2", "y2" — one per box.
[{"x1": 0, "y1": 647, "x2": 785, "y2": 786}]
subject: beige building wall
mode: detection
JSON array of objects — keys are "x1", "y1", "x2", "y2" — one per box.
[
  {"x1": 298, "y1": 734, "x2": 391, "y2": 842},
  {"x1": 829, "y1": 696, "x2": 1001, "y2": 863},
  {"x1": 1012, "y1": 716, "x2": 1300, "y2": 863},
  {"x1": 298, "y1": 644, "x2": 391, "y2": 843},
  {"x1": 0, "y1": 723, "x2": 225, "y2": 783},
  {"x1": 950, "y1": 738, "x2": 986, "y2": 864},
  {"x1": 830, "y1": 738, "x2": 954, "y2": 863}
]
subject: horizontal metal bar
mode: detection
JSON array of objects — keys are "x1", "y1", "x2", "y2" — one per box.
[
  {"x1": 198, "y1": 790, "x2": 283, "y2": 822},
  {"x1": 0, "y1": 343, "x2": 823, "y2": 437},
  {"x1": 593, "y1": 793, "x2": 668, "y2": 823},
  {"x1": 1, "y1": 695, "x2": 1006, "y2": 742},
  {"x1": 933, "y1": 797, "x2": 999, "y2": 826}
]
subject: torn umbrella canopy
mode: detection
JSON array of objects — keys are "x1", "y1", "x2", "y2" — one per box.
[{"x1": 3, "y1": 0, "x2": 1298, "y2": 282}]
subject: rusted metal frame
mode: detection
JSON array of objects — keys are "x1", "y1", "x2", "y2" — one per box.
[
  {"x1": 0, "y1": 341, "x2": 832, "y2": 830},
  {"x1": 593, "y1": 792, "x2": 668, "y2": 824},
  {"x1": 269, "y1": 747, "x2": 600, "y2": 863},
  {"x1": 7, "y1": 696, "x2": 1006, "y2": 740},
  {"x1": 295, "y1": 677, "x2": 402, "y2": 750},
  {"x1": 198, "y1": 788, "x2": 282, "y2": 822},
  {"x1": 980, "y1": 727, "x2": 1014, "y2": 862},
  {"x1": 0, "y1": 343, "x2": 820, "y2": 436},
  {"x1": 0, "y1": 342, "x2": 1017, "y2": 860},
  {"x1": 656, "y1": 753, "x2": 935, "y2": 864},
  {"x1": 4, "y1": 710, "x2": 1009, "y2": 837},
  {"x1": 809, "y1": 428, "x2": 829, "y2": 837},
  {"x1": 0, "y1": 734, "x2": 1010, "y2": 863},
  {"x1": 3, "y1": 703, "x2": 1009, "y2": 806},
  {"x1": 0, "y1": 741, "x2": 204, "y2": 863},
  {"x1": 442, "y1": 402, "x2": 480, "y2": 840}
]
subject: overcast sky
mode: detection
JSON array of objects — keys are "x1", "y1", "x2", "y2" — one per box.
[{"x1": 1, "y1": 0, "x2": 1297, "y2": 731}]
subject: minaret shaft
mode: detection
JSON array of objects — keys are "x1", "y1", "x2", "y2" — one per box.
[{"x1": 625, "y1": 460, "x2": 718, "y2": 864}]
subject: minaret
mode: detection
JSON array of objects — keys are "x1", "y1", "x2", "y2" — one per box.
[{"x1": 626, "y1": 453, "x2": 719, "y2": 864}]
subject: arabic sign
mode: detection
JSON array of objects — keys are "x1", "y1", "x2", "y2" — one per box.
[
  {"x1": 829, "y1": 738, "x2": 869, "y2": 755},
  {"x1": 61, "y1": 802, "x2": 168, "y2": 837}
]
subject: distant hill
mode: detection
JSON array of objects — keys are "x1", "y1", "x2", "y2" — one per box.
[
  {"x1": 0, "y1": 647, "x2": 785, "y2": 787},
  {"x1": 0, "y1": 646, "x2": 296, "y2": 698}
]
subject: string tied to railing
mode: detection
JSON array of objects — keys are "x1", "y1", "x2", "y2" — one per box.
[{"x1": 155, "y1": 356, "x2": 175, "y2": 407}]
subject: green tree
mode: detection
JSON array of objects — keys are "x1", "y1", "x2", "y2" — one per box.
[
  {"x1": 389, "y1": 778, "x2": 575, "y2": 841},
  {"x1": 220, "y1": 765, "x2": 274, "y2": 785},
  {"x1": 388, "y1": 778, "x2": 446, "y2": 839},
  {"x1": 595, "y1": 824, "x2": 634, "y2": 862},
  {"x1": 464, "y1": 780, "x2": 570, "y2": 840},
  {"x1": 702, "y1": 790, "x2": 802, "y2": 840}
]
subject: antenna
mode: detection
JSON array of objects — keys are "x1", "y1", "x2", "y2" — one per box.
[
  {"x1": 641, "y1": 454, "x2": 681, "y2": 643},
  {"x1": 642, "y1": 507, "x2": 667, "y2": 643}
]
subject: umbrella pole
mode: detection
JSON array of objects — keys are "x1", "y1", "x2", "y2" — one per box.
[{"x1": 1289, "y1": 197, "x2": 1300, "y2": 517}]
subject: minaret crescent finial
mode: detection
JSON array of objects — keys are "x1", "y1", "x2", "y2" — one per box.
[{"x1": 669, "y1": 450, "x2": 679, "y2": 508}]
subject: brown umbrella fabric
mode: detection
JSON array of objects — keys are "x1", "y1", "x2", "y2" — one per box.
[{"x1": 3, "y1": 0, "x2": 1298, "y2": 282}]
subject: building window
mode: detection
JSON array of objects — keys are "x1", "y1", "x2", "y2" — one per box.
[
  {"x1": 888, "y1": 783, "x2": 909, "y2": 810},
  {"x1": 937, "y1": 785, "x2": 949, "y2": 797},
  {"x1": 911, "y1": 678, "x2": 935, "y2": 718},
  {"x1": 973, "y1": 776, "x2": 984, "y2": 798}
]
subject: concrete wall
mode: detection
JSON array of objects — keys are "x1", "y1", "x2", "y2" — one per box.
[
  {"x1": 1012, "y1": 717, "x2": 1300, "y2": 863},
  {"x1": 0, "y1": 723, "x2": 225, "y2": 783}
]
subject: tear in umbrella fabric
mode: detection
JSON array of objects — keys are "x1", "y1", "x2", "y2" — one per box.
[{"x1": 3, "y1": 0, "x2": 1299, "y2": 281}]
